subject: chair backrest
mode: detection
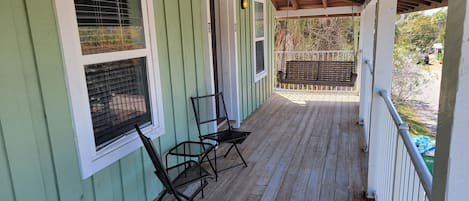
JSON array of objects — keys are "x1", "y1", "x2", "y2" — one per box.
[
  {"x1": 285, "y1": 60, "x2": 355, "y2": 82},
  {"x1": 285, "y1": 61, "x2": 320, "y2": 81},
  {"x1": 190, "y1": 93, "x2": 231, "y2": 135},
  {"x1": 134, "y1": 125, "x2": 181, "y2": 198},
  {"x1": 317, "y1": 61, "x2": 355, "y2": 82}
]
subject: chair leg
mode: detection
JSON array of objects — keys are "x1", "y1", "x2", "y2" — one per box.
[
  {"x1": 157, "y1": 190, "x2": 167, "y2": 201},
  {"x1": 207, "y1": 154, "x2": 218, "y2": 181},
  {"x1": 214, "y1": 148, "x2": 217, "y2": 180},
  {"x1": 200, "y1": 148, "x2": 218, "y2": 181},
  {"x1": 200, "y1": 179, "x2": 204, "y2": 199},
  {"x1": 233, "y1": 144, "x2": 248, "y2": 167},
  {"x1": 223, "y1": 144, "x2": 235, "y2": 158}
]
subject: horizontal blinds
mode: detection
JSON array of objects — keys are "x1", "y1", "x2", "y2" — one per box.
[{"x1": 74, "y1": 0, "x2": 145, "y2": 55}]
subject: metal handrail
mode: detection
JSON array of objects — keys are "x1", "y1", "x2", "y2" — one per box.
[{"x1": 379, "y1": 90, "x2": 433, "y2": 197}]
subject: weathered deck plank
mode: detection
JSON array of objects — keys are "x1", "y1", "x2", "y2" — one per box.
[{"x1": 195, "y1": 91, "x2": 368, "y2": 201}]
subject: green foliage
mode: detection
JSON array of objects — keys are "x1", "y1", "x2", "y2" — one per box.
[
  {"x1": 438, "y1": 50, "x2": 444, "y2": 63},
  {"x1": 392, "y1": 9, "x2": 447, "y2": 104},
  {"x1": 396, "y1": 14, "x2": 437, "y2": 52},
  {"x1": 395, "y1": 9, "x2": 447, "y2": 53},
  {"x1": 391, "y1": 9, "x2": 446, "y2": 138},
  {"x1": 432, "y1": 9, "x2": 447, "y2": 45}
]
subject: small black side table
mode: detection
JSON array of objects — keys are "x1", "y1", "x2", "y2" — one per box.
[{"x1": 166, "y1": 141, "x2": 218, "y2": 180}]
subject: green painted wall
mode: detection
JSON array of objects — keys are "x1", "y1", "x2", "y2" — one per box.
[
  {"x1": 237, "y1": 0, "x2": 276, "y2": 121},
  {"x1": 0, "y1": 0, "x2": 274, "y2": 201}
]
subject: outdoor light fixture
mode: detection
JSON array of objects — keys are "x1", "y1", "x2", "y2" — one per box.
[{"x1": 241, "y1": 0, "x2": 249, "y2": 9}]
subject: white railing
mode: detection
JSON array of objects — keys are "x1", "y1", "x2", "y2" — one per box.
[
  {"x1": 371, "y1": 90, "x2": 432, "y2": 201},
  {"x1": 274, "y1": 50, "x2": 357, "y2": 92}
]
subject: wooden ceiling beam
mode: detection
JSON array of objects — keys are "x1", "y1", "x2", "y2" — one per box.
[
  {"x1": 291, "y1": 0, "x2": 299, "y2": 9},
  {"x1": 278, "y1": 6, "x2": 298, "y2": 10},
  {"x1": 271, "y1": 0, "x2": 279, "y2": 9},
  {"x1": 276, "y1": 13, "x2": 360, "y2": 20},
  {"x1": 400, "y1": 0, "x2": 431, "y2": 6},
  {"x1": 272, "y1": 0, "x2": 445, "y2": 14},
  {"x1": 399, "y1": 0, "x2": 420, "y2": 7},
  {"x1": 322, "y1": 0, "x2": 328, "y2": 8},
  {"x1": 426, "y1": 0, "x2": 443, "y2": 3},
  {"x1": 397, "y1": 0, "x2": 447, "y2": 14}
]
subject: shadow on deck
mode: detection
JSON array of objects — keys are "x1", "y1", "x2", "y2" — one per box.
[{"x1": 198, "y1": 91, "x2": 368, "y2": 201}]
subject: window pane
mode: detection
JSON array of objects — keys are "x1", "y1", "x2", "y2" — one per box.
[
  {"x1": 255, "y1": 2, "x2": 264, "y2": 38},
  {"x1": 256, "y1": 40, "x2": 265, "y2": 74},
  {"x1": 85, "y1": 57, "x2": 151, "y2": 148},
  {"x1": 75, "y1": 0, "x2": 146, "y2": 55}
]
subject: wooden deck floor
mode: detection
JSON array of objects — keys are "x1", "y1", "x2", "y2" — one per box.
[{"x1": 197, "y1": 91, "x2": 368, "y2": 201}]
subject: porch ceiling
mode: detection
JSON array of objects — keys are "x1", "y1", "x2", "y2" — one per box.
[
  {"x1": 271, "y1": 0, "x2": 364, "y2": 10},
  {"x1": 396, "y1": 0, "x2": 447, "y2": 14},
  {"x1": 271, "y1": 0, "x2": 448, "y2": 14}
]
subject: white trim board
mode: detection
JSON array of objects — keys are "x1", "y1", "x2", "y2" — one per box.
[
  {"x1": 253, "y1": 0, "x2": 268, "y2": 82},
  {"x1": 275, "y1": 6, "x2": 362, "y2": 18}
]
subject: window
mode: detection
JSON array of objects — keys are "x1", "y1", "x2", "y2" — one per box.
[
  {"x1": 253, "y1": 0, "x2": 267, "y2": 82},
  {"x1": 85, "y1": 58, "x2": 151, "y2": 149},
  {"x1": 55, "y1": 0, "x2": 164, "y2": 179}
]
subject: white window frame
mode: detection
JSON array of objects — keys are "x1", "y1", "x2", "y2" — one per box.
[
  {"x1": 252, "y1": 0, "x2": 268, "y2": 82},
  {"x1": 54, "y1": 0, "x2": 165, "y2": 179}
]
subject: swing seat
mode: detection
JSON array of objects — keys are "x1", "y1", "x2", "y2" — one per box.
[{"x1": 277, "y1": 60, "x2": 358, "y2": 87}]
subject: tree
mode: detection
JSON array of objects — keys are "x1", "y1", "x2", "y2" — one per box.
[
  {"x1": 392, "y1": 46, "x2": 431, "y2": 104},
  {"x1": 275, "y1": 17, "x2": 358, "y2": 51},
  {"x1": 432, "y1": 9, "x2": 447, "y2": 45},
  {"x1": 395, "y1": 13, "x2": 439, "y2": 53}
]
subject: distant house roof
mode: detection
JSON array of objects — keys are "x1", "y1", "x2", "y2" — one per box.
[{"x1": 271, "y1": 0, "x2": 448, "y2": 14}]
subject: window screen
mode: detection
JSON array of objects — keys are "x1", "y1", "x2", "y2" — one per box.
[
  {"x1": 256, "y1": 41, "x2": 265, "y2": 74},
  {"x1": 85, "y1": 57, "x2": 151, "y2": 148},
  {"x1": 254, "y1": 1, "x2": 265, "y2": 77},
  {"x1": 75, "y1": 0, "x2": 145, "y2": 55},
  {"x1": 254, "y1": 2, "x2": 264, "y2": 38}
]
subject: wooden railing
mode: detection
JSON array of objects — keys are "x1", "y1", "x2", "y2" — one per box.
[
  {"x1": 369, "y1": 90, "x2": 432, "y2": 201},
  {"x1": 275, "y1": 50, "x2": 357, "y2": 92}
]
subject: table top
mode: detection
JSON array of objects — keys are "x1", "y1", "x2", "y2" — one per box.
[{"x1": 167, "y1": 141, "x2": 215, "y2": 157}]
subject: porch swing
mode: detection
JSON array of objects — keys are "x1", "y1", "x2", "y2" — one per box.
[{"x1": 277, "y1": 0, "x2": 358, "y2": 87}]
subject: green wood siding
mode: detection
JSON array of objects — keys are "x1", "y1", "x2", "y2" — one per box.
[
  {"x1": 0, "y1": 0, "x2": 274, "y2": 201},
  {"x1": 237, "y1": 0, "x2": 275, "y2": 121}
]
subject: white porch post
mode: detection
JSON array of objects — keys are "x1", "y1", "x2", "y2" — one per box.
[
  {"x1": 358, "y1": 0, "x2": 376, "y2": 150},
  {"x1": 432, "y1": 1, "x2": 469, "y2": 200},
  {"x1": 366, "y1": 0, "x2": 397, "y2": 197}
]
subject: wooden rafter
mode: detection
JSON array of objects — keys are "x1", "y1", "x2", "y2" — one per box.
[
  {"x1": 291, "y1": 0, "x2": 299, "y2": 9},
  {"x1": 271, "y1": 0, "x2": 446, "y2": 14},
  {"x1": 271, "y1": 0, "x2": 279, "y2": 9},
  {"x1": 322, "y1": 0, "x2": 328, "y2": 8}
]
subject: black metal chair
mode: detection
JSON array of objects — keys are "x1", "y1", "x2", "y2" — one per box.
[
  {"x1": 190, "y1": 92, "x2": 251, "y2": 172},
  {"x1": 135, "y1": 125, "x2": 212, "y2": 201}
]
